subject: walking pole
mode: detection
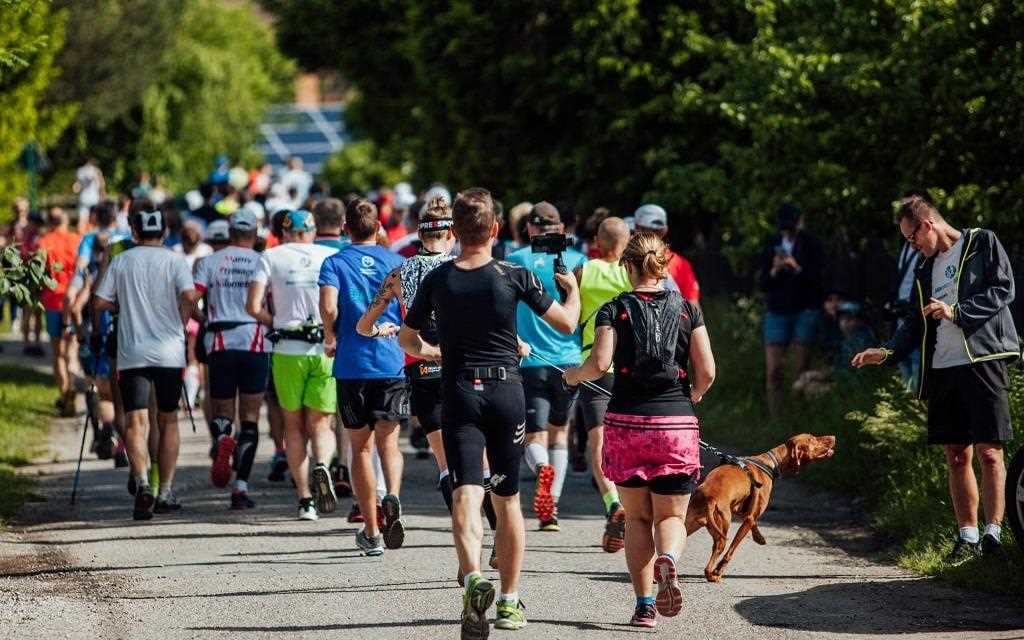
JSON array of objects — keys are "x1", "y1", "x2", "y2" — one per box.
[
  {"x1": 181, "y1": 386, "x2": 198, "y2": 433},
  {"x1": 70, "y1": 388, "x2": 96, "y2": 506}
]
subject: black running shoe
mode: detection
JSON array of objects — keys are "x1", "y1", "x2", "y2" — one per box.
[
  {"x1": 945, "y1": 535, "x2": 980, "y2": 566},
  {"x1": 153, "y1": 492, "x2": 182, "y2": 514},
  {"x1": 133, "y1": 490, "x2": 155, "y2": 521},
  {"x1": 979, "y1": 533, "x2": 1004, "y2": 558},
  {"x1": 127, "y1": 474, "x2": 138, "y2": 496},
  {"x1": 311, "y1": 463, "x2": 337, "y2": 514},
  {"x1": 267, "y1": 453, "x2": 288, "y2": 482},
  {"x1": 94, "y1": 424, "x2": 115, "y2": 460},
  {"x1": 381, "y1": 494, "x2": 405, "y2": 549},
  {"x1": 114, "y1": 445, "x2": 129, "y2": 468},
  {"x1": 230, "y1": 491, "x2": 255, "y2": 510},
  {"x1": 331, "y1": 462, "x2": 353, "y2": 498}
]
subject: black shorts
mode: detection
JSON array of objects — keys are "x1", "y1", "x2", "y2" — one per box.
[
  {"x1": 118, "y1": 367, "x2": 183, "y2": 413},
  {"x1": 406, "y1": 362, "x2": 443, "y2": 435},
  {"x1": 442, "y1": 373, "x2": 525, "y2": 497},
  {"x1": 927, "y1": 360, "x2": 1014, "y2": 445},
  {"x1": 617, "y1": 472, "x2": 697, "y2": 495},
  {"x1": 523, "y1": 365, "x2": 579, "y2": 433},
  {"x1": 580, "y1": 372, "x2": 614, "y2": 430},
  {"x1": 337, "y1": 378, "x2": 409, "y2": 429},
  {"x1": 208, "y1": 351, "x2": 270, "y2": 399}
]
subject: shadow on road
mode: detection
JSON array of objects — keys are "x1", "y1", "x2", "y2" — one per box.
[{"x1": 734, "y1": 579, "x2": 1024, "y2": 634}]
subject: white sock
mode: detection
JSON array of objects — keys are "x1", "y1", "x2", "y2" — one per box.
[
  {"x1": 184, "y1": 364, "x2": 200, "y2": 407},
  {"x1": 498, "y1": 591, "x2": 518, "y2": 604},
  {"x1": 373, "y1": 449, "x2": 386, "y2": 500},
  {"x1": 235, "y1": 479, "x2": 248, "y2": 493},
  {"x1": 959, "y1": 526, "x2": 980, "y2": 543},
  {"x1": 158, "y1": 485, "x2": 172, "y2": 500},
  {"x1": 346, "y1": 442, "x2": 353, "y2": 469},
  {"x1": 463, "y1": 571, "x2": 482, "y2": 591},
  {"x1": 549, "y1": 445, "x2": 568, "y2": 501},
  {"x1": 984, "y1": 523, "x2": 1001, "y2": 540},
  {"x1": 439, "y1": 469, "x2": 450, "y2": 482},
  {"x1": 524, "y1": 442, "x2": 548, "y2": 473}
]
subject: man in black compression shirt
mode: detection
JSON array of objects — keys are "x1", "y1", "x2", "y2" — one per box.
[{"x1": 400, "y1": 188, "x2": 580, "y2": 638}]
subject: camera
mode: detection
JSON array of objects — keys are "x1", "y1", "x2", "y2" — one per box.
[{"x1": 530, "y1": 233, "x2": 572, "y2": 301}]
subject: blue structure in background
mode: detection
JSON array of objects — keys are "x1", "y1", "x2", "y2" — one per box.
[{"x1": 256, "y1": 103, "x2": 348, "y2": 176}]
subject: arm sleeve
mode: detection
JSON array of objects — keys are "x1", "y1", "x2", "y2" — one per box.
[
  {"x1": 94, "y1": 257, "x2": 118, "y2": 302},
  {"x1": 253, "y1": 253, "x2": 272, "y2": 285},
  {"x1": 687, "y1": 300, "x2": 705, "y2": 330},
  {"x1": 317, "y1": 256, "x2": 340, "y2": 289},
  {"x1": 883, "y1": 308, "x2": 924, "y2": 366},
  {"x1": 953, "y1": 232, "x2": 1016, "y2": 333},
  {"x1": 76, "y1": 234, "x2": 94, "y2": 260},
  {"x1": 514, "y1": 267, "x2": 554, "y2": 316},
  {"x1": 404, "y1": 270, "x2": 433, "y2": 331}
]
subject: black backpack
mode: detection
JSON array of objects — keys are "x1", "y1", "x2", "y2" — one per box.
[{"x1": 615, "y1": 290, "x2": 684, "y2": 386}]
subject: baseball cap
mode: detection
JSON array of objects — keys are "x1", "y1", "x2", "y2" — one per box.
[
  {"x1": 634, "y1": 204, "x2": 667, "y2": 230},
  {"x1": 229, "y1": 208, "x2": 258, "y2": 231},
  {"x1": 207, "y1": 220, "x2": 230, "y2": 242},
  {"x1": 528, "y1": 201, "x2": 561, "y2": 228},
  {"x1": 282, "y1": 209, "x2": 315, "y2": 232},
  {"x1": 424, "y1": 185, "x2": 451, "y2": 206},
  {"x1": 136, "y1": 210, "x2": 165, "y2": 233}
]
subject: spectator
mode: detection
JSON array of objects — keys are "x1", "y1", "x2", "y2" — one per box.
[
  {"x1": 758, "y1": 202, "x2": 824, "y2": 416},
  {"x1": 793, "y1": 301, "x2": 876, "y2": 397},
  {"x1": 73, "y1": 158, "x2": 105, "y2": 224},
  {"x1": 5, "y1": 197, "x2": 43, "y2": 356},
  {"x1": 191, "y1": 184, "x2": 219, "y2": 226},
  {"x1": 312, "y1": 198, "x2": 350, "y2": 251},
  {"x1": 633, "y1": 204, "x2": 700, "y2": 304},
  {"x1": 280, "y1": 156, "x2": 313, "y2": 207},
  {"x1": 36, "y1": 207, "x2": 81, "y2": 416}
]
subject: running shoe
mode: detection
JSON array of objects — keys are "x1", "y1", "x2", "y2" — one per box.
[
  {"x1": 297, "y1": 498, "x2": 318, "y2": 521},
  {"x1": 154, "y1": 492, "x2": 182, "y2": 514},
  {"x1": 532, "y1": 463, "x2": 555, "y2": 524},
  {"x1": 127, "y1": 474, "x2": 138, "y2": 497},
  {"x1": 311, "y1": 463, "x2": 338, "y2": 514},
  {"x1": 356, "y1": 528, "x2": 385, "y2": 557},
  {"x1": 653, "y1": 554, "x2": 682, "y2": 617},
  {"x1": 380, "y1": 494, "x2": 406, "y2": 549},
  {"x1": 944, "y1": 535, "x2": 980, "y2": 566},
  {"x1": 630, "y1": 602, "x2": 657, "y2": 628},
  {"x1": 94, "y1": 424, "x2": 115, "y2": 460},
  {"x1": 461, "y1": 574, "x2": 495, "y2": 640},
  {"x1": 330, "y1": 461, "x2": 353, "y2": 498},
  {"x1": 980, "y1": 533, "x2": 1005, "y2": 558},
  {"x1": 347, "y1": 502, "x2": 365, "y2": 523},
  {"x1": 494, "y1": 598, "x2": 526, "y2": 630},
  {"x1": 602, "y1": 502, "x2": 626, "y2": 553},
  {"x1": 113, "y1": 444, "x2": 129, "y2": 468},
  {"x1": 539, "y1": 515, "x2": 560, "y2": 532},
  {"x1": 133, "y1": 489, "x2": 155, "y2": 521},
  {"x1": 267, "y1": 453, "x2": 289, "y2": 482},
  {"x1": 230, "y1": 491, "x2": 255, "y2": 510},
  {"x1": 210, "y1": 434, "x2": 236, "y2": 488}
]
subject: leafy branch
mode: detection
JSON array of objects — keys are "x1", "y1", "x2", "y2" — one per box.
[{"x1": 0, "y1": 245, "x2": 57, "y2": 310}]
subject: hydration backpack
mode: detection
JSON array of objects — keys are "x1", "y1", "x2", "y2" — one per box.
[{"x1": 616, "y1": 290, "x2": 684, "y2": 385}]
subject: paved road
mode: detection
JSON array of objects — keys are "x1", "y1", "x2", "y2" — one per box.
[{"x1": 1, "y1": 405, "x2": 1023, "y2": 639}]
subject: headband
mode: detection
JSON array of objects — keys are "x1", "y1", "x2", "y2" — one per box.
[{"x1": 419, "y1": 218, "x2": 453, "y2": 231}]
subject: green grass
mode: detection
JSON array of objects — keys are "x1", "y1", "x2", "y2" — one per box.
[
  {"x1": 699, "y1": 297, "x2": 1024, "y2": 596},
  {"x1": 0, "y1": 364, "x2": 56, "y2": 524}
]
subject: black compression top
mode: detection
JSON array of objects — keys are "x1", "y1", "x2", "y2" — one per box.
[
  {"x1": 595, "y1": 290, "x2": 705, "y2": 416},
  {"x1": 406, "y1": 259, "x2": 553, "y2": 372}
]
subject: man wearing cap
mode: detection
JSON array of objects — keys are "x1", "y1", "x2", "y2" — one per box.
[
  {"x1": 246, "y1": 209, "x2": 340, "y2": 522},
  {"x1": 94, "y1": 200, "x2": 200, "y2": 521},
  {"x1": 634, "y1": 204, "x2": 700, "y2": 304},
  {"x1": 194, "y1": 208, "x2": 269, "y2": 510},
  {"x1": 506, "y1": 201, "x2": 587, "y2": 532},
  {"x1": 206, "y1": 219, "x2": 231, "y2": 250}
]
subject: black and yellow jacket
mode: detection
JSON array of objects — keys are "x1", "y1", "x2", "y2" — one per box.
[{"x1": 883, "y1": 228, "x2": 1021, "y2": 399}]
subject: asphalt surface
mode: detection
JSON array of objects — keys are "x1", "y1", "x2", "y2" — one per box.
[{"x1": 1, "y1": 361, "x2": 1022, "y2": 638}]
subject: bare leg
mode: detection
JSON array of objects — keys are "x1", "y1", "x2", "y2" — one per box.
[
  {"x1": 792, "y1": 340, "x2": 812, "y2": 375},
  {"x1": 267, "y1": 396, "x2": 285, "y2": 451},
  {"x1": 975, "y1": 443, "x2": 1006, "y2": 526},
  {"x1": 427, "y1": 430, "x2": 447, "y2": 471},
  {"x1": 765, "y1": 344, "x2": 786, "y2": 417},
  {"x1": 373, "y1": 420, "x2": 403, "y2": 496},
  {"x1": 652, "y1": 493, "x2": 689, "y2": 559},
  {"x1": 944, "y1": 444, "x2": 978, "y2": 528},
  {"x1": 156, "y1": 410, "x2": 180, "y2": 488},
  {"x1": 349, "y1": 426, "x2": 379, "y2": 536},
  {"x1": 452, "y1": 484, "x2": 485, "y2": 579},
  {"x1": 124, "y1": 409, "x2": 151, "y2": 477},
  {"x1": 283, "y1": 409, "x2": 311, "y2": 500},
  {"x1": 305, "y1": 409, "x2": 335, "y2": 467},
  {"x1": 491, "y1": 492, "x2": 524, "y2": 594},
  {"x1": 619, "y1": 486, "x2": 655, "y2": 597}
]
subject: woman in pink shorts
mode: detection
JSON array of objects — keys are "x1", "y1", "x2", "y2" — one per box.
[{"x1": 564, "y1": 231, "x2": 716, "y2": 628}]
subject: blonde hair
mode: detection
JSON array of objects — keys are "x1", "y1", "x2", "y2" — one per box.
[
  {"x1": 419, "y1": 196, "x2": 452, "y2": 241},
  {"x1": 621, "y1": 231, "x2": 670, "y2": 280}
]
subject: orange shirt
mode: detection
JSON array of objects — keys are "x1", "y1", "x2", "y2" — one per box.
[{"x1": 37, "y1": 228, "x2": 81, "y2": 311}]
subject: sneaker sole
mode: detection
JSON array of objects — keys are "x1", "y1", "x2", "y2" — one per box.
[
  {"x1": 297, "y1": 511, "x2": 319, "y2": 521},
  {"x1": 133, "y1": 494, "x2": 155, "y2": 521},
  {"x1": 312, "y1": 466, "x2": 338, "y2": 514},
  {"x1": 630, "y1": 617, "x2": 657, "y2": 628},
  {"x1": 654, "y1": 556, "x2": 682, "y2": 617},
  {"x1": 532, "y1": 465, "x2": 555, "y2": 523},
  {"x1": 603, "y1": 508, "x2": 626, "y2": 553},
  {"x1": 381, "y1": 497, "x2": 405, "y2": 549},
  {"x1": 210, "y1": 436, "x2": 236, "y2": 488},
  {"x1": 539, "y1": 522, "x2": 560, "y2": 532},
  {"x1": 462, "y1": 580, "x2": 495, "y2": 640}
]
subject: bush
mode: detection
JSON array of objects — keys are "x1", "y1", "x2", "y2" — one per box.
[{"x1": 699, "y1": 297, "x2": 1023, "y2": 595}]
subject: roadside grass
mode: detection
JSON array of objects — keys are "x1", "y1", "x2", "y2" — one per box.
[
  {"x1": 699, "y1": 297, "x2": 1024, "y2": 596},
  {"x1": 0, "y1": 364, "x2": 56, "y2": 524}
]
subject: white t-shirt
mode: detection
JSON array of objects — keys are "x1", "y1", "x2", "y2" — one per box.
[
  {"x1": 279, "y1": 169, "x2": 313, "y2": 206},
  {"x1": 76, "y1": 164, "x2": 101, "y2": 206},
  {"x1": 194, "y1": 246, "x2": 267, "y2": 353},
  {"x1": 95, "y1": 245, "x2": 194, "y2": 370},
  {"x1": 253, "y1": 242, "x2": 338, "y2": 355},
  {"x1": 931, "y1": 235, "x2": 969, "y2": 369},
  {"x1": 175, "y1": 242, "x2": 213, "y2": 271}
]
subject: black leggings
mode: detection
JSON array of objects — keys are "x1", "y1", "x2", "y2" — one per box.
[{"x1": 118, "y1": 367, "x2": 183, "y2": 413}]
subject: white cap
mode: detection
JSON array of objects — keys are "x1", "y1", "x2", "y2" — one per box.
[
  {"x1": 424, "y1": 185, "x2": 451, "y2": 206},
  {"x1": 622, "y1": 216, "x2": 636, "y2": 232},
  {"x1": 207, "y1": 220, "x2": 230, "y2": 241},
  {"x1": 634, "y1": 203, "x2": 668, "y2": 230}
]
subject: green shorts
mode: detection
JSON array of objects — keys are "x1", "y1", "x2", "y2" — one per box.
[{"x1": 272, "y1": 353, "x2": 337, "y2": 413}]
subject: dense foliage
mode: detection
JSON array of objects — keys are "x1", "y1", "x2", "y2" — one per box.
[{"x1": 265, "y1": 0, "x2": 1024, "y2": 264}]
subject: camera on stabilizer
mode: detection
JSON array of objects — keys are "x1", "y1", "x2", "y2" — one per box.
[{"x1": 530, "y1": 232, "x2": 572, "y2": 300}]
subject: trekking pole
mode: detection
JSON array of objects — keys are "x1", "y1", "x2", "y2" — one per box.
[
  {"x1": 181, "y1": 386, "x2": 198, "y2": 433},
  {"x1": 70, "y1": 353, "x2": 100, "y2": 506},
  {"x1": 524, "y1": 345, "x2": 723, "y2": 458}
]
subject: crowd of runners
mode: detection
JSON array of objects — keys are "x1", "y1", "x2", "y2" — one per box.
[{"x1": 33, "y1": 174, "x2": 709, "y2": 637}]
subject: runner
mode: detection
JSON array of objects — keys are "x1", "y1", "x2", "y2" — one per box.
[
  {"x1": 356, "y1": 196, "x2": 455, "y2": 512},
  {"x1": 36, "y1": 207, "x2": 81, "y2": 417},
  {"x1": 400, "y1": 188, "x2": 580, "y2": 638},
  {"x1": 563, "y1": 231, "x2": 716, "y2": 628},
  {"x1": 506, "y1": 202, "x2": 587, "y2": 532},
  {"x1": 246, "y1": 209, "x2": 339, "y2": 521},
  {"x1": 194, "y1": 209, "x2": 268, "y2": 510},
  {"x1": 94, "y1": 204, "x2": 199, "y2": 520},
  {"x1": 575, "y1": 216, "x2": 633, "y2": 552},
  {"x1": 320, "y1": 197, "x2": 407, "y2": 556}
]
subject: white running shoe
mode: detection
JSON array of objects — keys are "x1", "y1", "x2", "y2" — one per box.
[{"x1": 297, "y1": 498, "x2": 318, "y2": 521}]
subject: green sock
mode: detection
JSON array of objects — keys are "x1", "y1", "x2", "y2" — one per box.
[
  {"x1": 602, "y1": 490, "x2": 619, "y2": 514},
  {"x1": 148, "y1": 465, "x2": 160, "y2": 495}
]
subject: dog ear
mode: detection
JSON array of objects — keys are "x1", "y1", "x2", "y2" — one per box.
[{"x1": 787, "y1": 440, "x2": 808, "y2": 474}]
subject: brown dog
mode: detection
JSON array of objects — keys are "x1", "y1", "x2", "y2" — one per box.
[{"x1": 685, "y1": 433, "x2": 836, "y2": 582}]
